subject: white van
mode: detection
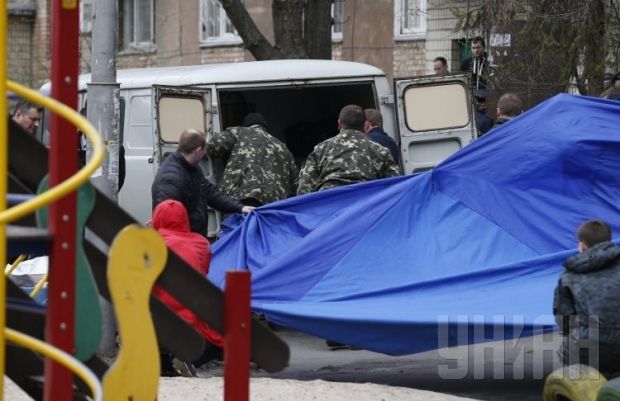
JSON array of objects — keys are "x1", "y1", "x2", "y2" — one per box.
[{"x1": 42, "y1": 59, "x2": 478, "y2": 236}]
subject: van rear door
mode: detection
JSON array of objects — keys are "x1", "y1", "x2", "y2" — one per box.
[
  {"x1": 152, "y1": 85, "x2": 222, "y2": 237},
  {"x1": 394, "y1": 74, "x2": 476, "y2": 174}
]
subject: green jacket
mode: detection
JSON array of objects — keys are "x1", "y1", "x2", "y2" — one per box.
[
  {"x1": 207, "y1": 124, "x2": 298, "y2": 204},
  {"x1": 297, "y1": 129, "x2": 401, "y2": 195}
]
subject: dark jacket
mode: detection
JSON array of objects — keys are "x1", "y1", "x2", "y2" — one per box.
[
  {"x1": 151, "y1": 151, "x2": 244, "y2": 238},
  {"x1": 476, "y1": 111, "x2": 493, "y2": 136},
  {"x1": 460, "y1": 55, "x2": 489, "y2": 90},
  {"x1": 554, "y1": 241, "x2": 620, "y2": 347},
  {"x1": 492, "y1": 116, "x2": 512, "y2": 129},
  {"x1": 367, "y1": 127, "x2": 401, "y2": 165}
]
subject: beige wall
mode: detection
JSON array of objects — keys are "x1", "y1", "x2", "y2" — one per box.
[
  {"x1": 393, "y1": 41, "x2": 426, "y2": 78},
  {"x1": 8, "y1": 16, "x2": 34, "y2": 86},
  {"x1": 341, "y1": 0, "x2": 395, "y2": 78},
  {"x1": 31, "y1": 0, "x2": 50, "y2": 88},
  {"x1": 157, "y1": 1, "x2": 201, "y2": 66}
]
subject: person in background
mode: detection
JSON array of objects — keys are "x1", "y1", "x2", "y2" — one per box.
[
  {"x1": 363, "y1": 108, "x2": 400, "y2": 166},
  {"x1": 12, "y1": 99, "x2": 42, "y2": 136},
  {"x1": 460, "y1": 36, "x2": 489, "y2": 91},
  {"x1": 432, "y1": 57, "x2": 450, "y2": 75},
  {"x1": 473, "y1": 89, "x2": 493, "y2": 137},
  {"x1": 553, "y1": 219, "x2": 620, "y2": 373},
  {"x1": 493, "y1": 92, "x2": 523, "y2": 128}
]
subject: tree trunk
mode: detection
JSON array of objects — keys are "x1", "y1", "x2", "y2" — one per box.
[
  {"x1": 219, "y1": 0, "x2": 282, "y2": 60},
  {"x1": 273, "y1": 0, "x2": 307, "y2": 58},
  {"x1": 583, "y1": 0, "x2": 607, "y2": 95},
  {"x1": 303, "y1": 0, "x2": 333, "y2": 59}
]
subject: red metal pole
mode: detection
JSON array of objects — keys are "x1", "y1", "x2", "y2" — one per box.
[
  {"x1": 224, "y1": 271, "x2": 251, "y2": 401},
  {"x1": 44, "y1": 1, "x2": 80, "y2": 400}
]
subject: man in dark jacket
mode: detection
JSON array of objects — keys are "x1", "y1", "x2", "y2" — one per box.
[
  {"x1": 460, "y1": 36, "x2": 489, "y2": 92},
  {"x1": 492, "y1": 93, "x2": 523, "y2": 129},
  {"x1": 363, "y1": 108, "x2": 401, "y2": 166},
  {"x1": 151, "y1": 128, "x2": 253, "y2": 238},
  {"x1": 553, "y1": 219, "x2": 620, "y2": 372}
]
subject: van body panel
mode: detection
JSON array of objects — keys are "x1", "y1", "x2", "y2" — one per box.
[
  {"x1": 117, "y1": 89, "x2": 154, "y2": 223},
  {"x1": 151, "y1": 85, "x2": 222, "y2": 236},
  {"x1": 74, "y1": 60, "x2": 386, "y2": 92},
  {"x1": 394, "y1": 73, "x2": 476, "y2": 174},
  {"x1": 40, "y1": 60, "x2": 474, "y2": 237}
]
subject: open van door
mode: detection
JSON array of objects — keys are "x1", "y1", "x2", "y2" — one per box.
[
  {"x1": 394, "y1": 74, "x2": 476, "y2": 175},
  {"x1": 152, "y1": 85, "x2": 222, "y2": 237}
]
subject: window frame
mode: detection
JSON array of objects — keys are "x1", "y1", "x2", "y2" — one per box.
[
  {"x1": 332, "y1": 0, "x2": 344, "y2": 42},
  {"x1": 394, "y1": 0, "x2": 427, "y2": 41},
  {"x1": 122, "y1": 0, "x2": 155, "y2": 50},
  {"x1": 199, "y1": 0, "x2": 243, "y2": 46},
  {"x1": 80, "y1": 0, "x2": 94, "y2": 34}
]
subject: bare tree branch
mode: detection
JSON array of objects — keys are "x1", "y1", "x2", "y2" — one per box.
[
  {"x1": 218, "y1": 0, "x2": 333, "y2": 60},
  {"x1": 219, "y1": 0, "x2": 282, "y2": 60}
]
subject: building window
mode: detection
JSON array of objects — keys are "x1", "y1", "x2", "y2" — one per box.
[
  {"x1": 80, "y1": 0, "x2": 94, "y2": 34},
  {"x1": 199, "y1": 0, "x2": 242, "y2": 45},
  {"x1": 332, "y1": 0, "x2": 344, "y2": 42},
  {"x1": 121, "y1": 0, "x2": 154, "y2": 49},
  {"x1": 395, "y1": 0, "x2": 427, "y2": 40}
]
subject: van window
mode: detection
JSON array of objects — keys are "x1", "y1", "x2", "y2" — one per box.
[
  {"x1": 158, "y1": 97, "x2": 207, "y2": 143},
  {"x1": 128, "y1": 95, "x2": 154, "y2": 149},
  {"x1": 403, "y1": 83, "x2": 470, "y2": 132}
]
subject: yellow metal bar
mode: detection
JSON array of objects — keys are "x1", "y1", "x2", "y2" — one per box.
[
  {"x1": 4, "y1": 254, "x2": 26, "y2": 276},
  {"x1": 0, "y1": 81, "x2": 105, "y2": 225},
  {"x1": 30, "y1": 271, "x2": 48, "y2": 298},
  {"x1": 5, "y1": 328, "x2": 102, "y2": 401},
  {"x1": 0, "y1": 0, "x2": 8, "y2": 397}
]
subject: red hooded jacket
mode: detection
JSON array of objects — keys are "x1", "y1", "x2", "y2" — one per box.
[{"x1": 152, "y1": 199, "x2": 223, "y2": 347}]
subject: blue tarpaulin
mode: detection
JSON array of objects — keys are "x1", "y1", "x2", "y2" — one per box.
[{"x1": 208, "y1": 94, "x2": 620, "y2": 356}]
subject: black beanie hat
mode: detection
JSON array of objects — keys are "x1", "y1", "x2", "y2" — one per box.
[{"x1": 241, "y1": 112, "x2": 268, "y2": 129}]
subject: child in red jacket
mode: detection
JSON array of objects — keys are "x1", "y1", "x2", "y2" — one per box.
[{"x1": 152, "y1": 199, "x2": 223, "y2": 374}]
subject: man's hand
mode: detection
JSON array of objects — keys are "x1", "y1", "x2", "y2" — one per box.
[{"x1": 241, "y1": 206, "x2": 256, "y2": 214}]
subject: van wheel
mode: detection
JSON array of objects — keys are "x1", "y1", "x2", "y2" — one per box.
[
  {"x1": 597, "y1": 377, "x2": 620, "y2": 401},
  {"x1": 543, "y1": 364, "x2": 607, "y2": 401}
]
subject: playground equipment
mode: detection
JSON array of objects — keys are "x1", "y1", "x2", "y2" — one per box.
[
  {"x1": 597, "y1": 377, "x2": 620, "y2": 401},
  {"x1": 2, "y1": 2, "x2": 289, "y2": 401},
  {"x1": 543, "y1": 364, "x2": 607, "y2": 401}
]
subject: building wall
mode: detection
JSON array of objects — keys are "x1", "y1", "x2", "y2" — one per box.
[
  {"x1": 9, "y1": 0, "x2": 475, "y2": 88},
  {"x1": 200, "y1": 46, "x2": 246, "y2": 64},
  {"x1": 8, "y1": 16, "x2": 34, "y2": 87},
  {"x1": 426, "y1": 0, "x2": 478, "y2": 74},
  {"x1": 340, "y1": 0, "x2": 395, "y2": 79},
  {"x1": 393, "y1": 41, "x2": 426, "y2": 78}
]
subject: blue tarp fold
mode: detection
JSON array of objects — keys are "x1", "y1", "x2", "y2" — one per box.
[{"x1": 209, "y1": 94, "x2": 620, "y2": 355}]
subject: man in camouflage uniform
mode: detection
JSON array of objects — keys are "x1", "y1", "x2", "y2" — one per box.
[
  {"x1": 553, "y1": 219, "x2": 620, "y2": 372},
  {"x1": 207, "y1": 113, "x2": 298, "y2": 206},
  {"x1": 297, "y1": 104, "x2": 400, "y2": 195}
]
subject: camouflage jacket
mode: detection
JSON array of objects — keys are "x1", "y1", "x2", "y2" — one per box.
[
  {"x1": 207, "y1": 124, "x2": 298, "y2": 204},
  {"x1": 553, "y1": 241, "x2": 620, "y2": 345},
  {"x1": 297, "y1": 129, "x2": 401, "y2": 195}
]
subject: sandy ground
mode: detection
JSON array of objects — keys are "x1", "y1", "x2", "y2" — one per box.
[{"x1": 5, "y1": 376, "x2": 481, "y2": 401}]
